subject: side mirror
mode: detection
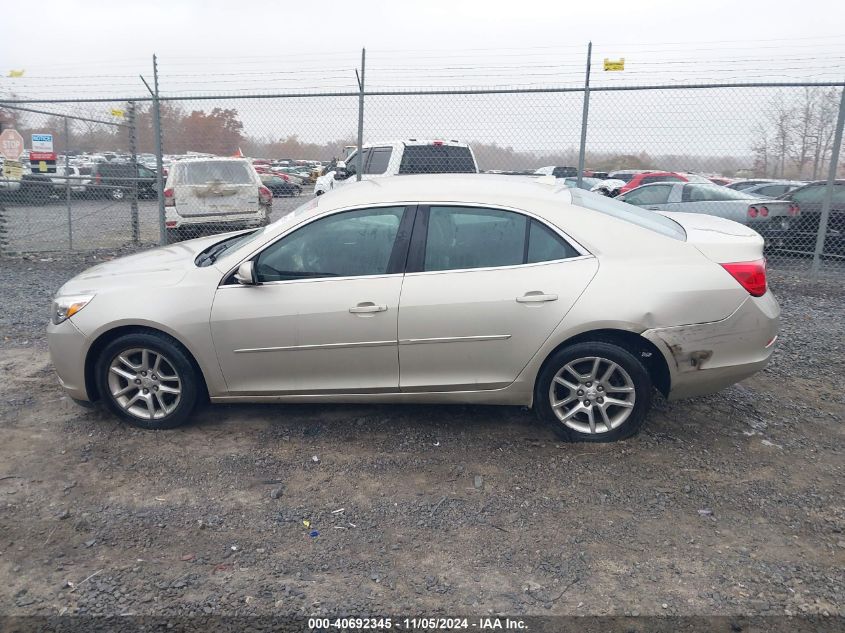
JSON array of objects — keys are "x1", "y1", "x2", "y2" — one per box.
[
  {"x1": 234, "y1": 261, "x2": 257, "y2": 285},
  {"x1": 334, "y1": 168, "x2": 349, "y2": 180}
]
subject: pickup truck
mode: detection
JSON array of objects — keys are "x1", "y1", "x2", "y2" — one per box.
[{"x1": 315, "y1": 139, "x2": 478, "y2": 195}]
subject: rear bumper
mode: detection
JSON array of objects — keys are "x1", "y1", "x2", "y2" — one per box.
[
  {"x1": 167, "y1": 210, "x2": 268, "y2": 230},
  {"x1": 642, "y1": 291, "x2": 780, "y2": 400}
]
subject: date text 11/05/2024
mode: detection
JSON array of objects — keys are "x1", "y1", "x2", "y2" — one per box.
[{"x1": 307, "y1": 617, "x2": 528, "y2": 630}]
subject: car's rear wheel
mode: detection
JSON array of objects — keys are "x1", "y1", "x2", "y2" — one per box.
[
  {"x1": 95, "y1": 331, "x2": 200, "y2": 429},
  {"x1": 110, "y1": 187, "x2": 126, "y2": 201},
  {"x1": 535, "y1": 342, "x2": 652, "y2": 442}
]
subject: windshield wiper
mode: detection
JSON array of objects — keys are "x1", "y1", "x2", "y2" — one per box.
[{"x1": 196, "y1": 242, "x2": 233, "y2": 267}]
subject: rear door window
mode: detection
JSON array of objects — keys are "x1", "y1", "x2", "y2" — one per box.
[
  {"x1": 422, "y1": 206, "x2": 578, "y2": 272},
  {"x1": 527, "y1": 220, "x2": 580, "y2": 263},
  {"x1": 399, "y1": 145, "x2": 476, "y2": 174}
]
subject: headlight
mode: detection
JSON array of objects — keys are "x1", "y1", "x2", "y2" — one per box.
[{"x1": 51, "y1": 294, "x2": 95, "y2": 325}]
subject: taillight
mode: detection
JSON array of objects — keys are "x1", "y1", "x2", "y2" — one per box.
[
  {"x1": 789, "y1": 203, "x2": 800, "y2": 216},
  {"x1": 94, "y1": 174, "x2": 102, "y2": 184},
  {"x1": 164, "y1": 187, "x2": 175, "y2": 207},
  {"x1": 432, "y1": 140, "x2": 444, "y2": 146},
  {"x1": 759, "y1": 205, "x2": 769, "y2": 217},
  {"x1": 721, "y1": 259, "x2": 767, "y2": 297},
  {"x1": 259, "y1": 185, "x2": 272, "y2": 205},
  {"x1": 747, "y1": 205, "x2": 758, "y2": 219}
]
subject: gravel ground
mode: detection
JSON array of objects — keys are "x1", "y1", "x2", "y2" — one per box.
[{"x1": 0, "y1": 251, "x2": 843, "y2": 619}]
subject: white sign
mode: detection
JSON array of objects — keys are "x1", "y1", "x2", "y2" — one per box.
[
  {"x1": 31, "y1": 133, "x2": 54, "y2": 152},
  {"x1": 0, "y1": 129, "x2": 24, "y2": 160}
]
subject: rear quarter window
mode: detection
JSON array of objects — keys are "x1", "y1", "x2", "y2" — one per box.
[{"x1": 568, "y1": 189, "x2": 686, "y2": 241}]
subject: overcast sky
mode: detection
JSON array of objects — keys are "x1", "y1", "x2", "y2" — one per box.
[
  {"x1": 2, "y1": 0, "x2": 843, "y2": 97},
  {"x1": 1, "y1": 0, "x2": 843, "y2": 159}
]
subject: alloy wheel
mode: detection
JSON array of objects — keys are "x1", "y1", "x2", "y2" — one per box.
[
  {"x1": 107, "y1": 348, "x2": 182, "y2": 420},
  {"x1": 548, "y1": 356, "x2": 636, "y2": 434}
]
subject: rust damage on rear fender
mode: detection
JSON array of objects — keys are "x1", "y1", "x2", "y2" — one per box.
[
  {"x1": 646, "y1": 321, "x2": 728, "y2": 372},
  {"x1": 666, "y1": 344, "x2": 713, "y2": 371}
]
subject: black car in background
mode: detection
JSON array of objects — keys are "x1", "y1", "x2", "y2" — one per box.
[
  {"x1": 88, "y1": 162, "x2": 159, "y2": 200},
  {"x1": 260, "y1": 174, "x2": 302, "y2": 197},
  {"x1": 774, "y1": 180, "x2": 845, "y2": 255}
]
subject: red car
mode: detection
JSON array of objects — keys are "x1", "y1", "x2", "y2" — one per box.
[{"x1": 617, "y1": 171, "x2": 708, "y2": 195}]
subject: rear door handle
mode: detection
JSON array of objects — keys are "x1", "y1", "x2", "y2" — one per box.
[
  {"x1": 516, "y1": 292, "x2": 558, "y2": 303},
  {"x1": 349, "y1": 302, "x2": 388, "y2": 314}
]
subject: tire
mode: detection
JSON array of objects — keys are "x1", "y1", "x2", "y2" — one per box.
[
  {"x1": 293, "y1": 186, "x2": 302, "y2": 197},
  {"x1": 535, "y1": 341, "x2": 652, "y2": 443},
  {"x1": 95, "y1": 331, "x2": 201, "y2": 430},
  {"x1": 110, "y1": 187, "x2": 126, "y2": 201}
]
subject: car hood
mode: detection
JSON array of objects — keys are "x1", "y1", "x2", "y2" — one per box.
[{"x1": 57, "y1": 234, "x2": 227, "y2": 295}]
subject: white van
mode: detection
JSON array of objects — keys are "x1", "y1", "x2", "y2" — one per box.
[
  {"x1": 315, "y1": 139, "x2": 478, "y2": 195},
  {"x1": 163, "y1": 157, "x2": 271, "y2": 241}
]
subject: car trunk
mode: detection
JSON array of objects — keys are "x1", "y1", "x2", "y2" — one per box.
[{"x1": 661, "y1": 211, "x2": 764, "y2": 262}]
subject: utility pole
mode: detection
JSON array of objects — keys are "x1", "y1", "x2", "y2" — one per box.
[
  {"x1": 141, "y1": 54, "x2": 167, "y2": 245},
  {"x1": 355, "y1": 48, "x2": 366, "y2": 182},
  {"x1": 576, "y1": 41, "x2": 592, "y2": 189},
  {"x1": 127, "y1": 101, "x2": 140, "y2": 245},
  {"x1": 811, "y1": 81, "x2": 845, "y2": 276}
]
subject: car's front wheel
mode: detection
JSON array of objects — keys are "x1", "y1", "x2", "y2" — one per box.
[
  {"x1": 95, "y1": 331, "x2": 201, "y2": 429},
  {"x1": 535, "y1": 341, "x2": 652, "y2": 442}
]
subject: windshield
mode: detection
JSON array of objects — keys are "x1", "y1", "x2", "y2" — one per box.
[
  {"x1": 568, "y1": 189, "x2": 686, "y2": 241},
  {"x1": 178, "y1": 161, "x2": 254, "y2": 185}
]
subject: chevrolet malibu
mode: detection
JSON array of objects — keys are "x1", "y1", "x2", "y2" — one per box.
[{"x1": 47, "y1": 175, "x2": 779, "y2": 442}]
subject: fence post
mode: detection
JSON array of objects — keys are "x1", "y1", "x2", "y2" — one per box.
[
  {"x1": 64, "y1": 116, "x2": 73, "y2": 251},
  {"x1": 576, "y1": 41, "x2": 592, "y2": 189},
  {"x1": 811, "y1": 81, "x2": 845, "y2": 277},
  {"x1": 127, "y1": 101, "x2": 140, "y2": 245},
  {"x1": 356, "y1": 48, "x2": 366, "y2": 182}
]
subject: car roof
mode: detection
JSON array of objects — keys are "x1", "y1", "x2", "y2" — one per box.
[{"x1": 313, "y1": 174, "x2": 569, "y2": 210}]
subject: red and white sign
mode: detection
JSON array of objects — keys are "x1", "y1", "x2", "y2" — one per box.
[
  {"x1": 29, "y1": 151, "x2": 57, "y2": 161},
  {"x1": 0, "y1": 129, "x2": 24, "y2": 160}
]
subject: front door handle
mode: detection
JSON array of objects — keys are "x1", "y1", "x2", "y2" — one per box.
[
  {"x1": 349, "y1": 302, "x2": 388, "y2": 314},
  {"x1": 516, "y1": 292, "x2": 558, "y2": 303}
]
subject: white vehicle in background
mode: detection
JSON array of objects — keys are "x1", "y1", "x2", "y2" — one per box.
[
  {"x1": 50, "y1": 165, "x2": 92, "y2": 195},
  {"x1": 315, "y1": 139, "x2": 478, "y2": 195},
  {"x1": 163, "y1": 157, "x2": 272, "y2": 242}
]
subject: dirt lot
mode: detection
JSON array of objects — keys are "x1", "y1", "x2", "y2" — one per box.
[{"x1": 0, "y1": 252, "x2": 843, "y2": 619}]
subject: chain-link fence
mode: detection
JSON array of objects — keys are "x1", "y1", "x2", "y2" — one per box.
[{"x1": 1, "y1": 68, "x2": 843, "y2": 277}]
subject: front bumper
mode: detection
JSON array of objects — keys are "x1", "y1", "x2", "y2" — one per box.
[
  {"x1": 47, "y1": 318, "x2": 91, "y2": 401},
  {"x1": 642, "y1": 291, "x2": 780, "y2": 400}
]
